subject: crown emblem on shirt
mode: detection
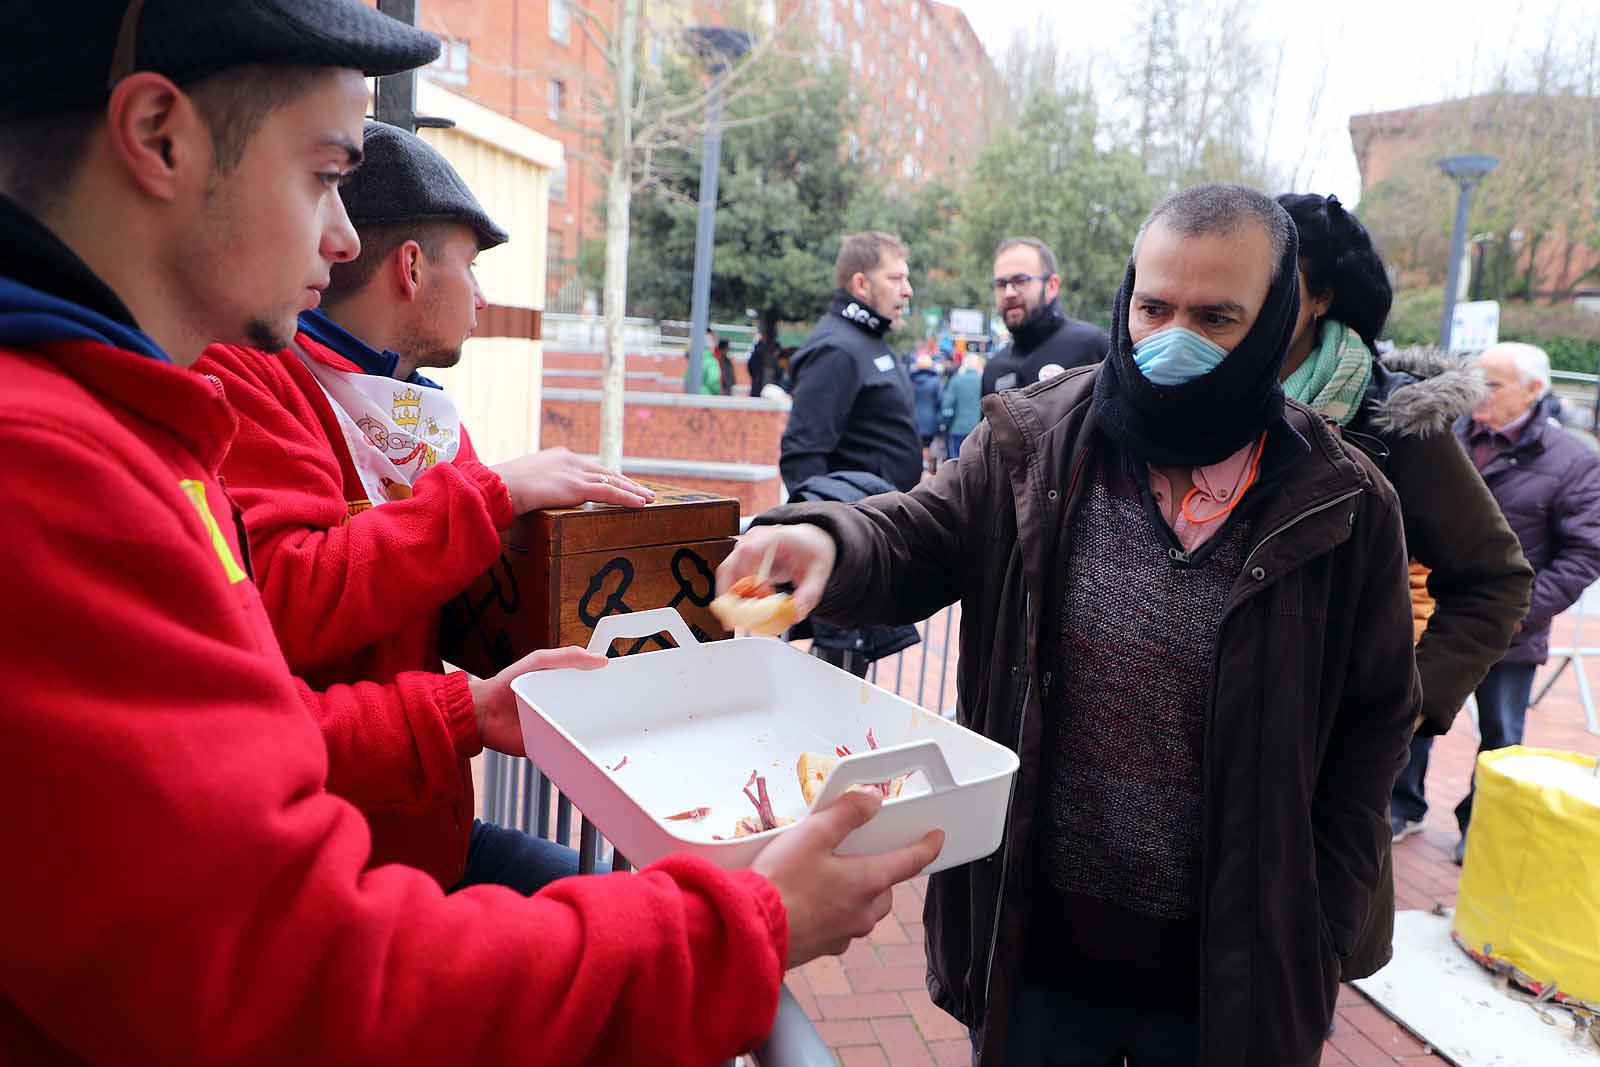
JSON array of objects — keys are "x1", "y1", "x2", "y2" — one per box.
[{"x1": 392, "y1": 387, "x2": 422, "y2": 431}]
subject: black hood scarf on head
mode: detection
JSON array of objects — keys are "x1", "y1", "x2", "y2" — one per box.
[
  {"x1": 1091, "y1": 220, "x2": 1302, "y2": 467},
  {"x1": 1009, "y1": 297, "x2": 1067, "y2": 355}
]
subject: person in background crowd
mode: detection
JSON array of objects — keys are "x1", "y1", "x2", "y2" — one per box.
[
  {"x1": 693, "y1": 327, "x2": 722, "y2": 395},
  {"x1": 0, "y1": 3, "x2": 942, "y2": 1061},
  {"x1": 939, "y1": 352, "x2": 983, "y2": 461},
  {"x1": 1393, "y1": 340, "x2": 1600, "y2": 865},
  {"x1": 196, "y1": 120, "x2": 657, "y2": 895},
  {"x1": 724, "y1": 184, "x2": 1420, "y2": 1067},
  {"x1": 779, "y1": 230, "x2": 922, "y2": 493},
  {"x1": 982, "y1": 237, "x2": 1110, "y2": 396},
  {"x1": 748, "y1": 309, "x2": 780, "y2": 396},
  {"x1": 910, "y1": 349, "x2": 944, "y2": 473},
  {"x1": 1275, "y1": 191, "x2": 1531, "y2": 976},
  {"x1": 715, "y1": 336, "x2": 736, "y2": 396}
]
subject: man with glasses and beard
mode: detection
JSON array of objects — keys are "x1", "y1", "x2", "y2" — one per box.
[{"x1": 982, "y1": 237, "x2": 1111, "y2": 396}]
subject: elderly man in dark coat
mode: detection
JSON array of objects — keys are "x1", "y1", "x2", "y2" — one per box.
[{"x1": 1392, "y1": 341, "x2": 1600, "y2": 863}]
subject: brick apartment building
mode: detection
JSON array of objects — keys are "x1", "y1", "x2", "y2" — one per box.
[
  {"x1": 407, "y1": 0, "x2": 999, "y2": 310},
  {"x1": 800, "y1": 0, "x2": 1002, "y2": 184}
]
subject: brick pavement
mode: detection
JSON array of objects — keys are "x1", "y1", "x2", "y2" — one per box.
[{"x1": 814, "y1": 611, "x2": 1600, "y2": 1066}]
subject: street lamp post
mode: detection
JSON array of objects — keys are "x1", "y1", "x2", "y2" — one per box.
[
  {"x1": 1436, "y1": 153, "x2": 1499, "y2": 351},
  {"x1": 682, "y1": 27, "x2": 752, "y2": 394}
]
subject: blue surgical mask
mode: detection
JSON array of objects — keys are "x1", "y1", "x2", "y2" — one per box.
[{"x1": 1132, "y1": 326, "x2": 1228, "y2": 386}]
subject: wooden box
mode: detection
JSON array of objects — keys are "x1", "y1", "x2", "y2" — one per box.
[{"x1": 440, "y1": 483, "x2": 739, "y2": 677}]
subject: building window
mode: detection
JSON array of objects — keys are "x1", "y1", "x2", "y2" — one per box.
[
  {"x1": 551, "y1": 159, "x2": 567, "y2": 202},
  {"x1": 902, "y1": 154, "x2": 915, "y2": 179},
  {"x1": 915, "y1": 124, "x2": 924, "y2": 147},
  {"x1": 547, "y1": 79, "x2": 564, "y2": 121},
  {"x1": 851, "y1": 40, "x2": 862, "y2": 73},
  {"x1": 853, "y1": 0, "x2": 864, "y2": 25},
  {"x1": 549, "y1": 0, "x2": 571, "y2": 44},
  {"x1": 427, "y1": 38, "x2": 470, "y2": 86}
]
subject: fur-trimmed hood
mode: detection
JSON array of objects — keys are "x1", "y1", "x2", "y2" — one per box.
[{"x1": 1369, "y1": 345, "x2": 1484, "y2": 439}]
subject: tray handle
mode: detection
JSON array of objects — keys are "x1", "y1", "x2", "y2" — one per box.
[
  {"x1": 810, "y1": 739, "x2": 958, "y2": 810},
  {"x1": 585, "y1": 607, "x2": 700, "y2": 656}
]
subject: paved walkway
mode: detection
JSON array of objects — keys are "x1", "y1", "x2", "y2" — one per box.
[{"x1": 799, "y1": 611, "x2": 1600, "y2": 1066}]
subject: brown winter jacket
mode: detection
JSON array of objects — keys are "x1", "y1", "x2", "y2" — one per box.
[
  {"x1": 1337, "y1": 349, "x2": 1532, "y2": 981},
  {"x1": 1345, "y1": 349, "x2": 1532, "y2": 736},
  {"x1": 757, "y1": 366, "x2": 1421, "y2": 1067}
]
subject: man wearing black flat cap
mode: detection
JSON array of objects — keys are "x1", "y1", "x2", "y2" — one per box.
[
  {"x1": 0, "y1": 2, "x2": 942, "y2": 1061},
  {"x1": 197, "y1": 121, "x2": 655, "y2": 898},
  {"x1": 723, "y1": 184, "x2": 1420, "y2": 1067}
]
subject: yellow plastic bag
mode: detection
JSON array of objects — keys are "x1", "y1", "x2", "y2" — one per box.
[{"x1": 1453, "y1": 745, "x2": 1600, "y2": 1006}]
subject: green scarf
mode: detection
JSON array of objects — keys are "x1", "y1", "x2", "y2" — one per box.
[{"x1": 1282, "y1": 319, "x2": 1373, "y2": 427}]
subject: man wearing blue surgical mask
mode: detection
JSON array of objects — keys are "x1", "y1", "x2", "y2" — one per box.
[{"x1": 720, "y1": 184, "x2": 1420, "y2": 1066}]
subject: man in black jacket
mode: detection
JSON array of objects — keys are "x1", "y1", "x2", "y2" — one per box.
[
  {"x1": 982, "y1": 237, "x2": 1110, "y2": 396},
  {"x1": 779, "y1": 231, "x2": 922, "y2": 493}
]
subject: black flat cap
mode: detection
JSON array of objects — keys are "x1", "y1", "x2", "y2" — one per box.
[
  {"x1": 341, "y1": 120, "x2": 510, "y2": 250},
  {"x1": 0, "y1": 0, "x2": 440, "y2": 121}
]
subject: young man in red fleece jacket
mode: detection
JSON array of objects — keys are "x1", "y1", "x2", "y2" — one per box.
[
  {"x1": 197, "y1": 120, "x2": 656, "y2": 892},
  {"x1": 0, "y1": 3, "x2": 943, "y2": 1064}
]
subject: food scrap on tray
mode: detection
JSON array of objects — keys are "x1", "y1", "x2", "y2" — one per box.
[
  {"x1": 664, "y1": 806, "x2": 710, "y2": 822},
  {"x1": 669, "y1": 733, "x2": 912, "y2": 838},
  {"x1": 608, "y1": 756, "x2": 628, "y2": 772},
  {"x1": 733, "y1": 769, "x2": 796, "y2": 837},
  {"x1": 709, "y1": 575, "x2": 798, "y2": 636},
  {"x1": 799, "y1": 729, "x2": 909, "y2": 803}
]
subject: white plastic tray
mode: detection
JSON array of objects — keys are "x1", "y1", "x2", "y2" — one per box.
[{"x1": 510, "y1": 608, "x2": 1019, "y2": 875}]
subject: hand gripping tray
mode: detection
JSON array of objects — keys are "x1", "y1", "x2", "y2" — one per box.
[{"x1": 510, "y1": 608, "x2": 1019, "y2": 874}]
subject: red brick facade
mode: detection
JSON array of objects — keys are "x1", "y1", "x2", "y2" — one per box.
[
  {"x1": 540, "y1": 390, "x2": 788, "y2": 512},
  {"x1": 790, "y1": 0, "x2": 1000, "y2": 183},
  {"x1": 401, "y1": 0, "x2": 1000, "y2": 304}
]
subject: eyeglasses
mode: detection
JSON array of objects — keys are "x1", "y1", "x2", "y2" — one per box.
[{"x1": 993, "y1": 273, "x2": 1049, "y2": 293}]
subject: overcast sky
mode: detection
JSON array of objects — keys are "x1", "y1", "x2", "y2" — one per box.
[{"x1": 949, "y1": 0, "x2": 1590, "y2": 205}]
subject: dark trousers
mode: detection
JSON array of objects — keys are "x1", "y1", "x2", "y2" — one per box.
[
  {"x1": 1391, "y1": 661, "x2": 1536, "y2": 832},
  {"x1": 447, "y1": 819, "x2": 608, "y2": 896},
  {"x1": 983, "y1": 976, "x2": 1198, "y2": 1067},
  {"x1": 947, "y1": 431, "x2": 969, "y2": 461}
]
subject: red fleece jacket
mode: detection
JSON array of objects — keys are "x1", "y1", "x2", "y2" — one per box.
[
  {"x1": 0, "y1": 337, "x2": 786, "y2": 1065},
  {"x1": 196, "y1": 336, "x2": 514, "y2": 886}
]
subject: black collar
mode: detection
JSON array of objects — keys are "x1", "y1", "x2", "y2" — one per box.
[
  {"x1": 0, "y1": 195, "x2": 141, "y2": 330},
  {"x1": 831, "y1": 288, "x2": 891, "y2": 337},
  {"x1": 1010, "y1": 299, "x2": 1067, "y2": 354}
]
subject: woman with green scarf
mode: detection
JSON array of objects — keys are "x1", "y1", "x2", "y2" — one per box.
[{"x1": 1276, "y1": 193, "x2": 1533, "y2": 983}]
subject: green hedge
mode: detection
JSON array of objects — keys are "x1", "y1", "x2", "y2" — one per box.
[{"x1": 1384, "y1": 288, "x2": 1600, "y2": 375}]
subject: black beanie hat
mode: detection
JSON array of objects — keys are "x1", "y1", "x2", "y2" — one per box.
[
  {"x1": 1092, "y1": 208, "x2": 1302, "y2": 467},
  {"x1": 0, "y1": 0, "x2": 440, "y2": 122}
]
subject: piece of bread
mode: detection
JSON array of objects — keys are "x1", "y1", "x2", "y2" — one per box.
[
  {"x1": 796, "y1": 751, "x2": 908, "y2": 805},
  {"x1": 796, "y1": 752, "x2": 839, "y2": 805},
  {"x1": 709, "y1": 590, "x2": 798, "y2": 636}
]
